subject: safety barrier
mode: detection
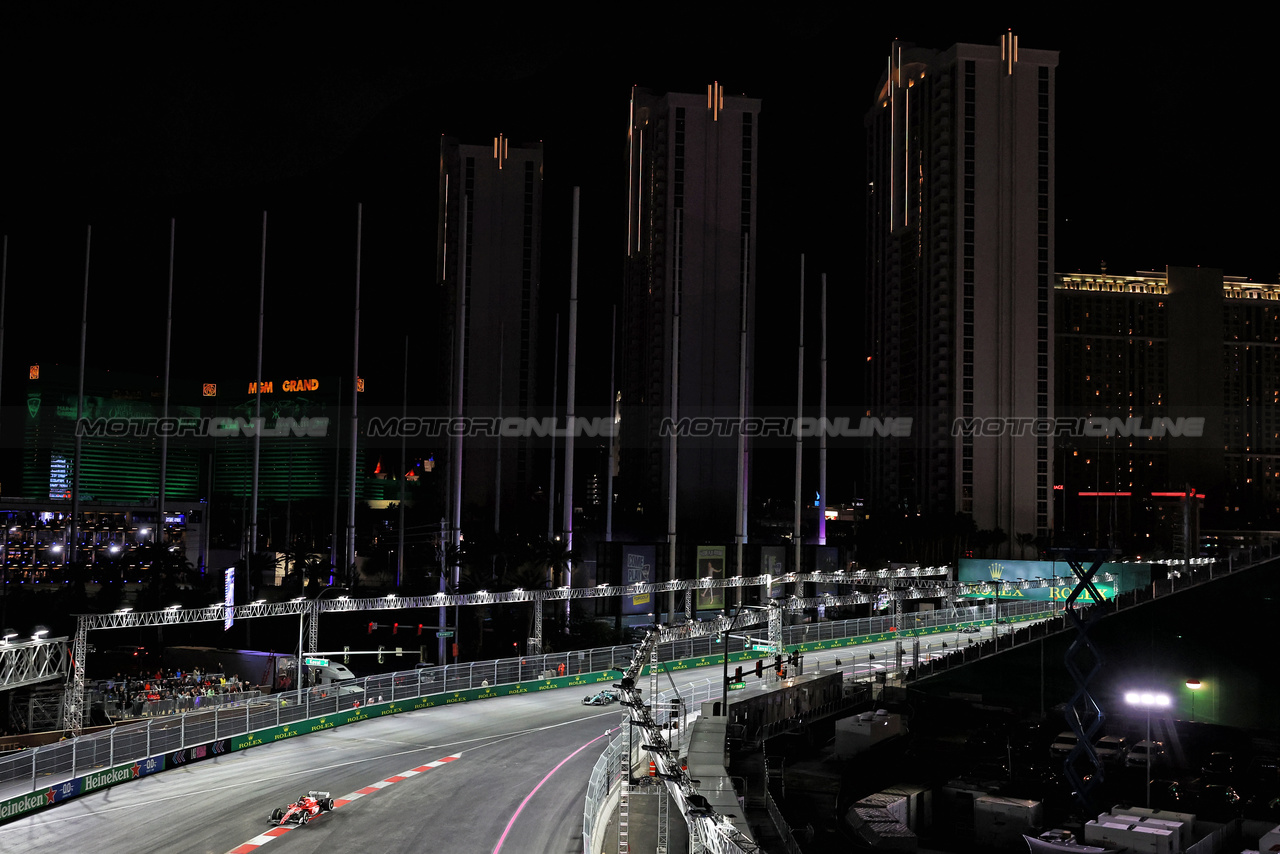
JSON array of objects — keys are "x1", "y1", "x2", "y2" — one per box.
[
  {"x1": 577, "y1": 608, "x2": 1073, "y2": 854},
  {"x1": 1, "y1": 598, "x2": 1056, "y2": 812},
  {"x1": 582, "y1": 731, "x2": 627, "y2": 854},
  {"x1": 0, "y1": 594, "x2": 1131, "y2": 829}
]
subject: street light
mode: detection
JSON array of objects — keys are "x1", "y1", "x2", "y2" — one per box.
[
  {"x1": 1125, "y1": 690, "x2": 1171, "y2": 808},
  {"x1": 1186, "y1": 679, "x2": 1203, "y2": 722}
]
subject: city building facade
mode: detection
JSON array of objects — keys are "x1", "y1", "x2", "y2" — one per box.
[
  {"x1": 865, "y1": 34, "x2": 1057, "y2": 547},
  {"x1": 437, "y1": 135, "x2": 544, "y2": 535},
  {"x1": 618, "y1": 84, "x2": 760, "y2": 549},
  {"x1": 1056, "y1": 267, "x2": 1279, "y2": 547}
]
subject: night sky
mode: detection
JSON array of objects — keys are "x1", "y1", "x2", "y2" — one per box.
[{"x1": 0, "y1": 10, "x2": 1272, "y2": 500}]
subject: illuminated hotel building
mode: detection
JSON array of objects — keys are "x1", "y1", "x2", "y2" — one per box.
[
  {"x1": 11, "y1": 366, "x2": 395, "y2": 572},
  {"x1": 618, "y1": 84, "x2": 760, "y2": 545},
  {"x1": 865, "y1": 34, "x2": 1057, "y2": 546},
  {"x1": 1056, "y1": 267, "x2": 1280, "y2": 540},
  {"x1": 437, "y1": 135, "x2": 543, "y2": 532}
]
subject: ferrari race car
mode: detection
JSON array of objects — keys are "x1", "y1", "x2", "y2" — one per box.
[{"x1": 269, "y1": 791, "x2": 335, "y2": 826}]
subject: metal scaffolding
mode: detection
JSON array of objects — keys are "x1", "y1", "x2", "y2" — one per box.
[
  {"x1": 0, "y1": 636, "x2": 70, "y2": 691},
  {"x1": 60, "y1": 568, "x2": 1084, "y2": 734}
]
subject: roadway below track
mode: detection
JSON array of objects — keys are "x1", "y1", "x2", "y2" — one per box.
[{"x1": 0, "y1": 624, "x2": 1031, "y2": 854}]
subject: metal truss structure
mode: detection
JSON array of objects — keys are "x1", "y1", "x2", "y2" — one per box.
[
  {"x1": 61, "y1": 568, "x2": 1085, "y2": 735},
  {"x1": 615, "y1": 630, "x2": 761, "y2": 854},
  {"x1": 0, "y1": 636, "x2": 70, "y2": 692},
  {"x1": 1061, "y1": 558, "x2": 1109, "y2": 811}
]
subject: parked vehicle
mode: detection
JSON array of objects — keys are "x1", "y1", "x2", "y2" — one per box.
[
  {"x1": 1049, "y1": 731, "x2": 1079, "y2": 760},
  {"x1": 1170, "y1": 779, "x2": 1242, "y2": 822},
  {"x1": 162, "y1": 646, "x2": 293, "y2": 692},
  {"x1": 1202, "y1": 751, "x2": 1235, "y2": 780},
  {"x1": 1147, "y1": 778, "x2": 1182, "y2": 811},
  {"x1": 1125, "y1": 740, "x2": 1165, "y2": 769},
  {"x1": 1009, "y1": 719, "x2": 1054, "y2": 759},
  {"x1": 1094, "y1": 735, "x2": 1130, "y2": 765}
]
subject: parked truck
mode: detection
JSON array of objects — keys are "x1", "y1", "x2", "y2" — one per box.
[{"x1": 161, "y1": 646, "x2": 295, "y2": 693}]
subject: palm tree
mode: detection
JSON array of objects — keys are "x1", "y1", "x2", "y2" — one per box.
[
  {"x1": 1015, "y1": 532, "x2": 1036, "y2": 560},
  {"x1": 534, "y1": 537, "x2": 577, "y2": 589}
]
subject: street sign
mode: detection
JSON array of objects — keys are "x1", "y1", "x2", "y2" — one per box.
[
  {"x1": 728, "y1": 682, "x2": 746, "y2": 691},
  {"x1": 752, "y1": 644, "x2": 773, "y2": 652},
  {"x1": 436, "y1": 631, "x2": 454, "y2": 638},
  {"x1": 303, "y1": 657, "x2": 329, "y2": 667}
]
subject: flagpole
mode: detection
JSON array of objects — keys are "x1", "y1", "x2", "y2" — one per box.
[
  {"x1": 249, "y1": 212, "x2": 266, "y2": 562},
  {"x1": 793, "y1": 255, "x2": 804, "y2": 574},
  {"x1": 346, "y1": 204, "x2": 362, "y2": 587},
  {"x1": 562, "y1": 187, "x2": 580, "y2": 621},
  {"x1": 159, "y1": 219, "x2": 175, "y2": 549},
  {"x1": 71, "y1": 226, "x2": 91, "y2": 564}
]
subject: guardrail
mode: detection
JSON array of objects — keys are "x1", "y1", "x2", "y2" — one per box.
[
  {"x1": 764, "y1": 787, "x2": 805, "y2": 854},
  {"x1": 582, "y1": 731, "x2": 626, "y2": 854},
  {"x1": 0, "y1": 599, "x2": 1065, "y2": 809}
]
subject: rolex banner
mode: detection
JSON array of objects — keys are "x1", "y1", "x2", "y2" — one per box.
[{"x1": 956, "y1": 558, "x2": 1152, "y2": 601}]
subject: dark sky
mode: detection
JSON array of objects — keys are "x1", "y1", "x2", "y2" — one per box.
[{"x1": 0, "y1": 11, "x2": 1273, "y2": 497}]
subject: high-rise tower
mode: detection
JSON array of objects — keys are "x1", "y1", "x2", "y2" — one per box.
[
  {"x1": 618, "y1": 84, "x2": 760, "y2": 548},
  {"x1": 866, "y1": 34, "x2": 1057, "y2": 545},
  {"x1": 437, "y1": 135, "x2": 543, "y2": 533}
]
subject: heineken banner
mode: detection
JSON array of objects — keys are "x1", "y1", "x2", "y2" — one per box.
[
  {"x1": 620, "y1": 545, "x2": 656, "y2": 615},
  {"x1": 695, "y1": 545, "x2": 726, "y2": 611}
]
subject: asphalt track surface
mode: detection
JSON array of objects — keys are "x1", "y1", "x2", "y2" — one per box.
[{"x1": 0, "y1": 627, "x2": 1015, "y2": 854}]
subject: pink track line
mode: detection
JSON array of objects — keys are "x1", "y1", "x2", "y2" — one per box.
[{"x1": 492, "y1": 728, "x2": 618, "y2": 854}]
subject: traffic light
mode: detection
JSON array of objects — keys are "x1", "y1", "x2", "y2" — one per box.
[
  {"x1": 755, "y1": 659, "x2": 764, "y2": 679},
  {"x1": 734, "y1": 666, "x2": 743, "y2": 682},
  {"x1": 417, "y1": 624, "x2": 424, "y2": 636},
  {"x1": 774, "y1": 655, "x2": 783, "y2": 675},
  {"x1": 788, "y1": 651, "x2": 799, "y2": 668},
  {"x1": 393, "y1": 622, "x2": 400, "y2": 635},
  {"x1": 368, "y1": 622, "x2": 377, "y2": 634}
]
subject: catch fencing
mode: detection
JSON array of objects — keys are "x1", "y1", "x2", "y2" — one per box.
[{"x1": 1, "y1": 598, "x2": 1053, "y2": 805}]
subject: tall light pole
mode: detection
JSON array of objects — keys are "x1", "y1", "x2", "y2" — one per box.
[
  {"x1": 1125, "y1": 690, "x2": 1170, "y2": 808},
  {"x1": 1186, "y1": 679, "x2": 1202, "y2": 722},
  {"x1": 293, "y1": 585, "x2": 347, "y2": 702}
]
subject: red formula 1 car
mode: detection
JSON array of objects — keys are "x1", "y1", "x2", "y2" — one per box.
[{"x1": 269, "y1": 791, "x2": 335, "y2": 826}]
